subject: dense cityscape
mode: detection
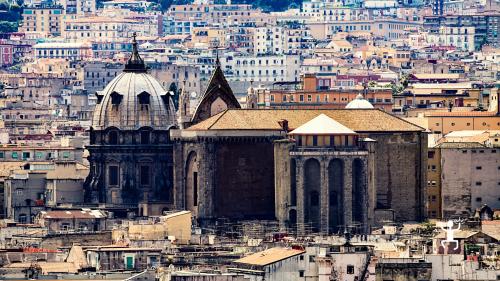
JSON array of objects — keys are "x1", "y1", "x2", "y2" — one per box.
[{"x1": 0, "y1": 0, "x2": 499, "y2": 280}]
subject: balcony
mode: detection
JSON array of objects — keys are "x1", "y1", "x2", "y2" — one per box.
[{"x1": 290, "y1": 146, "x2": 368, "y2": 157}]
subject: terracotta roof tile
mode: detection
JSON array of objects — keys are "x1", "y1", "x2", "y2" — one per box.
[
  {"x1": 188, "y1": 109, "x2": 424, "y2": 132},
  {"x1": 233, "y1": 247, "x2": 304, "y2": 266}
]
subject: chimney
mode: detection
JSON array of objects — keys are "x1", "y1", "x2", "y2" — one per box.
[{"x1": 278, "y1": 119, "x2": 289, "y2": 133}]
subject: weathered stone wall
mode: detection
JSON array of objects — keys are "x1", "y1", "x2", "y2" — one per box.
[
  {"x1": 274, "y1": 140, "x2": 295, "y2": 228},
  {"x1": 215, "y1": 142, "x2": 275, "y2": 219},
  {"x1": 375, "y1": 262, "x2": 432, "y2": 281},
  {"x1": 368, "y1": 132, "x2": 426, "y2": 222},
  {"x1": 39, "y1": 231, "x2": 112, "y2": 250},
  {"x1": 441, "y1": 147, "x2": 499, "y2": 218}
]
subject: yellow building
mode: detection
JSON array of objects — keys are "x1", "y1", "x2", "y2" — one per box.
[
  {"x1": 21, "y1": 4, "x2": 64, "y2": 37},
  {"x1": 404, "y1": 88, "x2": 500, "y2": 134},
  {"x1": 190, "y1": 27, "x2": 227, "y2": 47}
]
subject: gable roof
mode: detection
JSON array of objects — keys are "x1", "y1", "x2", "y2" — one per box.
[
  {"x1": 290, "y1": 114, "x2": 356, "y2": 135},
  {"x1": 191, "y1": 64, "x2": 241, "y2": 124},
  {"x1": 188, "y1": 109, "x2": 424, "y2": 133}
]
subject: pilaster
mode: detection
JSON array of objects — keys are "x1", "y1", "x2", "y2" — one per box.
[{"x1": 343, "y1": 157, "x2": 353, "y2": 230}]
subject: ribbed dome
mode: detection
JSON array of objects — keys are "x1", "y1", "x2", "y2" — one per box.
[
  {"x1": 91, "y1": 72, "x2": 177, "y2": 130},
  {"x1": 345, "y1": 94, "x2": 374, "y2": 109}
]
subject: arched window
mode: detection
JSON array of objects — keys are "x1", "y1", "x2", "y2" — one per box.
[
  {"x1": 140, "y1": 130, "x2": 150, "y2": 144},
  {"x1": 310, "y1": 191, "x2": 319, "y2": 206},
  {"x1": 138, "y1": 91, "x2": 150, "y2": 109},
  {"x1": 108, "y1": 130, "x2": 118, "y2": 145}
]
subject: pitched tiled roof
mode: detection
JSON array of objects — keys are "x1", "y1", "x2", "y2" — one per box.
[
  {"x1": 290, "y1": 114, "x2": 356, "y2": 135},
  {"x1": 187, "y1": 109, "x2": 424, "y2": 132}
]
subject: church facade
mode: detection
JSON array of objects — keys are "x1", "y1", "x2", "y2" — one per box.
[
  {"x1": 172, "y1": 68, "x2": 427, "y2": 233},
  {"x1": 84, "y1": 37, "x2": 177, "y2": 217}
]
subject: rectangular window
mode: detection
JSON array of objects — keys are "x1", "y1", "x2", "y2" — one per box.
[
  {"x1": 312, "y1": 136, "x2": 318, "y2": 146},
  {"x1": 109, "y1": 166, "x2": 119, "y2": 186},
  {"x1": 35, "y1": 152, "x2": 43, "y2": 159},
  {"x1": 0, "y1": 152, "x2": 4, "y2": 158},
  {"x1": 62, "y1": 151, "x2": 70, "y2": 159},
  {"x1": 140, "y1": 165, "x2": 150, "y2": 186},
  {"x1": 476, "y1": 166, "x2": 482, "y2": 170},
  {"x1": 476, "y1": 182, "x2": 482, "y2": 186},
  {"x1": 12, "y1": 152, "x2": 18, "y2": 159},
  {"x1": 428, "y1": 151, "x2": 435, "y2": 158},
  {"x1": 347, "y1": 265, "x2": 355, "y2": 274},
  {"x1": 299, "y1": 95, "x2": 304, "y2": 102}
]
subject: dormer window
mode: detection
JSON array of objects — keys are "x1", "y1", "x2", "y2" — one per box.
[
  {"x1": 110, "y1": 91, "x2": 123, "y2": 105},
  {"x1": 138, "y1": 91, "x2": 150, "y2": 105},
  {"x1": 138, "y1": 91, "x2": 150, "y2": 110},
  {"x1": 96, "y1": 92, "x2": 104, "y2": 104},
  {"x1": 161, "y1": 93, "x2": 171, "y2": 108}
]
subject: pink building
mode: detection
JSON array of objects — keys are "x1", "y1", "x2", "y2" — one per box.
[{"x1": 0, "y1": 43, "x2": 14, "y2": 66}]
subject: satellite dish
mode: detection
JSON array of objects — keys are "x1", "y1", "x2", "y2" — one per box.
[{"x1": 190, "y1": 92, "x2": 197, "y2": 98}]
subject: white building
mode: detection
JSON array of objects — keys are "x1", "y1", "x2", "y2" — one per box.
[
  {"x1": 253, "y1": 25, "x2": 309, "y2": 55},
  {"x1": 33, "y1": 42, "x2": 92, "y2": 60},
  {"x1": 227, "y1": 54, "x2": 301, "y2": 82},
  {"x1": 427, "y1": 26, "x2": 475, "y2": 52}
]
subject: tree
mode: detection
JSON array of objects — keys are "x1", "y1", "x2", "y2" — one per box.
[
  {"x1": 0, "y1": 0, "x2": 9, "y2": 10},
  {"x1": 0, "y1": 21, "x2": 16, "y2": 33}
]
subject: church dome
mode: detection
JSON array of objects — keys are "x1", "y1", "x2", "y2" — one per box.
[
  {"x1": 345, "y1": 94, "x2": 374, "y2": 109},
  {"x1": 91, "y1": 37, "x2": 176, "y2": 131}
]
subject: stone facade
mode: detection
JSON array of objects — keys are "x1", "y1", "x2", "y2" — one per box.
[
  {"x1": 190, "y1": 61, "x2": 241, "y2": 126},
  {"x1": 274, "y1": 139, "x2": 376, "y2": 234},
  {"x1": 172, "y1": 134, "x2": 281, "y2": 224},
  {"x1": 173, "y1": 108, "x2": 427, "y2": 228},
  {"x1": 84, "y1": 38, "x2": 177, "y2": 216},
  {"x1": 440, "y1": 145, "x2": 500, "y2": 219}
]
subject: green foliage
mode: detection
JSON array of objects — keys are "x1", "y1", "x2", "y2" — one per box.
[
  {"x1": 150, "y1": 0, "x2": 301, "y2": 11},
  {"x1": 232, "y1": 0, "x2": 302, "y2": 11},
  {"x1": 0, "y1": 0, "x2": 9, "y2": 10},
  {"x1": 391, "y1": 73, "x2": 410, "y2": 95},
  {"x1": 0, "y1": 21, "x2": 17, "y2": 33},
  {"x1": 154, "y1": 0, "x2": 193, "y2": 11}
]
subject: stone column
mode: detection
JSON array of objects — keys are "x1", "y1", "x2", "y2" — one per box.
[
  {"x1": 361, "y1": 157, "x2": 369, "y2": 233},
  {"x1": 295, "y1": 158, "x2": 305, "y2": 235},
  {"x1": 343, "y1": 157, "x2": 353, "y2": 231},
  {"x1": 320, "y1": 157, "x2": 329, "y2": 235},
  {"x1": 172, "y1": 142, "x2": 185, "y2": 210},
  {"x1": 198, "y1": 141, "x2": 216, "y2": 223}
]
